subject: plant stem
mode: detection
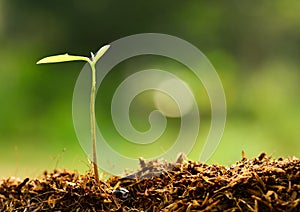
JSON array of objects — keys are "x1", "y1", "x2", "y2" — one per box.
[{"x1": 90, "y1": 62, "x2": 99, "y2": 182}]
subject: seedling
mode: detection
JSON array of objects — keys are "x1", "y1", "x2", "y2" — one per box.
[{"x1": 37, "y1": 45, "x2": 110, "y2": 182}]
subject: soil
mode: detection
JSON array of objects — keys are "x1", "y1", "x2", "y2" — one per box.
[{"x1": 0, "y1": 152, "x2": 299, "y2": 211}]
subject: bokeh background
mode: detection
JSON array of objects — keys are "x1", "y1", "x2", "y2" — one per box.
[{"x1": 1, "y1": 1, "x2": 299, "y2": 178}]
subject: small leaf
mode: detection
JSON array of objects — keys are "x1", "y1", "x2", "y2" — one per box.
[
  {"x1": 37, "y1": 54, "x2": 90, "y2": 64},
  {"x1": 94, "y1": 45, "x2": 110, "y2": 62}
]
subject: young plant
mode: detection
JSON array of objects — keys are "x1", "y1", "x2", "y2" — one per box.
[{"x1": 37, "y1": 45, "x2": 110, "y2": 182}]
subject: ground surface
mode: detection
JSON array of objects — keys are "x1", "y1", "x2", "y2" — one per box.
[{"x1": 0, "y1": 153, "x2": 299, "y2": 211}]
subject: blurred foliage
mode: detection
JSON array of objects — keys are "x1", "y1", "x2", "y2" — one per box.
[{"x1": 0, "y1": 0, "x2": 299, "y2": 178}]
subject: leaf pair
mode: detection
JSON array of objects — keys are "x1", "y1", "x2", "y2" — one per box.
[{"x1": 37, "y1": 45, "x2": 110, "y2": 64}]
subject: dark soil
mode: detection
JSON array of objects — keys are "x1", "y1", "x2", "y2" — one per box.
[{"x1": 0, "y1": 153, "x2": 299, "y2": 211}]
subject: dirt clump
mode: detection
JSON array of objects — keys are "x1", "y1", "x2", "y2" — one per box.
[{"x1": 0, "y1": 153, "x2": 299, "y2": 211}]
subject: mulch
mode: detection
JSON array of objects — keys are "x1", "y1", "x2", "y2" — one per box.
[{"x1": 0, "y1": 152, "x2": 299, "y2": 211}]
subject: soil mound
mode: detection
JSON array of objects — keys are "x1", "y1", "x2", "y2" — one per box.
[{"x1": 1, "y1": 153, "x2": 299, "y2": 211}]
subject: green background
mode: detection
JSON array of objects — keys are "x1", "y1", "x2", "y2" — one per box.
[{"x1": 0, "y1": 1, "x2": 299, "y2": 178}]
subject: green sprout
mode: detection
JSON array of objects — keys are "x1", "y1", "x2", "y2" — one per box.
[{"x1": 37, "y1": 45, "x2": 110, "y2": 183}]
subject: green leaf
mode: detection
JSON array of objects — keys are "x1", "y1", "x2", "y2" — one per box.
[
  {"x1": 36, "y1": 54, "x2": 90, "y2": 64},
  {"x1": 94, "y1": 45, "x2": 110, "y2": 62}
]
